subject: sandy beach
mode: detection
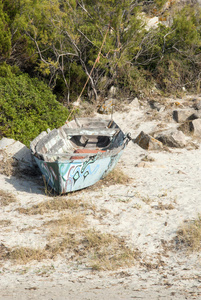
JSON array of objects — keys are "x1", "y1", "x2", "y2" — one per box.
[{"x1": 1, "y1": 96, "x2": 201, "y2": 299}]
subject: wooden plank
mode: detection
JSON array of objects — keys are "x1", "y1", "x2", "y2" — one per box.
[
  {"x1": 64, "y1": 127, "x2": 119, "y2": 137},
  {"x1": 44, "y1": 151, "x2": 106, "y2": 158}
]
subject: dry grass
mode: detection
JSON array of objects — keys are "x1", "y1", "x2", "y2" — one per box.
[
  {"x1": 0, "y1": 229, "x2": 140, "y2": 270},
  {"x1": 175, "y1": 215, "x2": 201, "y2": 252},
  {"x1": 46, "y1": 213, "x2": 86, "y2": 238},
  {"x1": 0, "y1": 189, "x2": 17, "y2": 206},
  {"x1": 43, "y1": 213, "x2": 139, "y2": 270},
  {"x1": 82, "y1": 230, "x2": 140, "y2": 270},
  {"x1": 0, "y1": 243, "x2": 46, "y2": 262},
  {"x1": 44, "y1": 229, "x2": 140, "y2": 270},
  {"x1": 103, "y1": 168, "x2": 131, "y2": 185},
  {"x1": 7, "y1": 247, "x2": 47, "y2": 263},
  {"x1": 16, "y1": 197, "x2": 96, "y2": 215},
  {"x1": 141, "y1": 195, "x2": 153, "y2": 205},
  {"x1": 1, "y1": 170, "x2": 138, "y2": 270},
  {"x1": 89, "y1": 167, "x2": 132, "y2": 191},
  {"x1": 1, "y1": 220, "x2": 139, "y2": 270},
  {"x1": 78, "y1": 101, "x2": 96, "y2": 117},
  {"x1": 152, "y1": 202, "x2": 175, "y2": 210},
  {"x1": 0, "y1": 151, "x2": 18, "y2": 176},
  {"x1": 0, "y1": 220, "x2": 11, "y2": 226}
]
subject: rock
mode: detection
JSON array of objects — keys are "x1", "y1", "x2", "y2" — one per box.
[
  {"x1": 108, "y1": 86, "x2": 118, "y2": 98},
  {"x1": 98, "y1": 98, "x2": 116, "y2": 114},
  {"x1": 178, "y1": 121, "x2": 191, "y2": 135},
  {"x1": 155, "y1": 129, "x2": 187, "y2": 148},
  {"x1": 0, "y1": 137, "x2": 15, "y2": 149},
  {"x1": 134, "y1": 131, "x2": 163, "y2": 150},
  {"x1": 129, "y1": 97, "x2": 140, "y2": 110},
  {"x1": 190, "y1": 111, "x2": 201, "y2": 119},
  {"x1": 173, "y1": 109, "x2": 198, "y2": 123},
  {"x1": 189, "y1": 119, "x2": 201, "y2": 137},
  {"x1": 192, "y1": 98, "x2": 201, "y2": 110},
  {"x1": 135, "y1": 161, "x2": 152, "y2": 168},
  {"x1": 149, "y1": 100, "x2": 165, "y2": 112},
  {"x1": 0, "y1": 137, "x2": 35, "y2": 170}
]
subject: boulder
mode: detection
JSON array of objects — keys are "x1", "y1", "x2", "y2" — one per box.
[
  {"x1": 149, "y1": 100, "x2": 165, "y2": 112},
  {"x1": 155, "y1": 129, "x2": 187, "y2": 148},
  {"x1": 189, "y1": 119, "x2": 201, "y2": 137},
  {"x1": 0, "y1": 137, "x2": 35, "y2": 170},
  {"x1": 98, "y1": 98, "x2": 116, "y2": 114},
  {"x1": 129, "y1": 97, "x2": 140, "y2": 110},
  {"x1": 173, "y1": 109, "x2": 198, "y2": 123},
  {"x1": 108, "y1": 86, "x2": 118, "y2": 98},
  {"x1": 192, "y1": 98, "x2": 201, "y2": 110},
  {"x1": 134, "y1": 131, "x2": 163, "y2": 150}
]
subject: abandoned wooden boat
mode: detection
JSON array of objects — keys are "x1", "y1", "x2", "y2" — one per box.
[{"x1": 30, "y1": 118, "x2": 130, "y2": 194}]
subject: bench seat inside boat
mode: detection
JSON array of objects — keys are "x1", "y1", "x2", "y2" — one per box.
[{"x1": 70, "y1": 148, "x2": 106, "y2": 160}]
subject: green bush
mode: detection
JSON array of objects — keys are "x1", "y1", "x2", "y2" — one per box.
[
  {"x1": 116, "y1": 64, "x2": 153, "y2": 97},
  {"x1": 142, "y1": 5, "x2": 201, "y2": 94},
  {"x1": 0, "y1": 67, "x2": 71, "y2": 146}
]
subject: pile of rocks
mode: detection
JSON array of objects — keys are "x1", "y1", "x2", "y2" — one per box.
[{"x1": 132, "y1": 96, "x2": 201, "y2": 151}]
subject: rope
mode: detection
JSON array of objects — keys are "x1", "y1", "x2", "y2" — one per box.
[{"x1": 66, "y1": 24, "x2": 110, "y2": 123}]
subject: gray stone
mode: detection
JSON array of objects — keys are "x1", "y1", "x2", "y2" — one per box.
[
  {"x1": 191, "y1": 110, "x2": 201, "y2": 119},
  {"x1": 190, "y1": 119, "x2": 201, "y2": 137},
  {"x1": 134, "y1": 131, "x2": 163, "y2": 150},
  {"x1": 191, "y1": 98, "x2": 201, "y2": 110},
  {"x1": 173, "y1": 109, "x2": 198, "y2": 123},
  {"x1": 98, "y1": 98, "x2": 116, "y2": 115},
  {"x1": 129, "y1": 97, "x2": 140, "y2": 110},
  {"x1": 149, "y1": 100, "x2": 165, "y2": 112},
  {"x1": 108, "y1": 86, "x2": 118, "y2": 98},
  {"x1": 0, "y1": 137, "x2": 34, "y2": 170},
  {"x1": 155, "y1": 129, "x2": 187, "y2": 148},
  {"x1": 0, "y1": 137, "x2": 15, "y2": 149},
  {"x1": 196, "y1": 100, "x2": 201, "y2": 110}
]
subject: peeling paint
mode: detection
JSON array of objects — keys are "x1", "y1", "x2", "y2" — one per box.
[{"x1": 31, "y1": 118, "x2": 129, "y2": 194}]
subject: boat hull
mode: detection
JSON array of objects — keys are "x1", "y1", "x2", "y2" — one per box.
[{"x1": 34, "y1": 150, "x2": 123, "y2": 194}]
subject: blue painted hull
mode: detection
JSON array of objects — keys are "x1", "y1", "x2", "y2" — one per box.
[
  {"x1": 31, "y1": 118, "x2": 130, "y2": 194},
  {"x1": 34, "y1": 151, "x2": 123, "y2": 194}
]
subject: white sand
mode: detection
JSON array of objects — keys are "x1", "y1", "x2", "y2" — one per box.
[{"x1": 1, "y1": 98, "x2": 201, "y2": 299}]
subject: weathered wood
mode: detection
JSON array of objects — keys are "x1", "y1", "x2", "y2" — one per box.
[
  {"x1": 30, "y1": 117, "x2": 128, "y2": 194},
  {"x1": 63, "y1": 127, "x2": 118, "y2": 137}
]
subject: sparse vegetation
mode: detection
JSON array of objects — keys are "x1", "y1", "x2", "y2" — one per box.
[
  {"x1": 1, "y1": 191, "x2": 140, "y2": 270},
  {"x1": 83, "y1": 230, "x2": 139, "y2": 270},
  {"x1": 89, "y1": 167, "x2": 132, "y2": 192},
  {"x1": 175, "y1": 215, "x2": 201, "y2": 252},
  {"x1": 0, "y1": 189, "x2": 17, "y2": 206},
  {"x1": 7, "y1": 247, "x2": 47, "y2": 263},
  {"x1": 16, "y1": 197, "x2": 95, "y2": 215},
  {"x1": 0, "y1": 152, "x2": 18, "y2": 176},
  {"x1": 103, "y1": 168, "x2": 132, "y2": 185},
  {"x1": 153, "y1": 202, "x2": 175, "y2": 210},
  {"x1": 46, "y1": 213, "x2": 86, "y2": 238},
  {"x1": 0, "y1": 219, "x2": 11, "y2": 226},
  {"x1": 1, "y1": 229, "x2": 139, "y2": 270},
  {"x1": 141, "y1": 195, "x2": 153, "y2": 205},
  {"x1": 86, "y1": 168, "x2": 132, "y2": 193}
]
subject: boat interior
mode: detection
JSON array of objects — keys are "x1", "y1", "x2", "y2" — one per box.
[{"x1": 30, "y1": 118, "x2": 125, "y2": 161}]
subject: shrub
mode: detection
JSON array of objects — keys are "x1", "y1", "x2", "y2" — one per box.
[{"x1": 0, "y1": 66, "x2": 70, "y2": 146}]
